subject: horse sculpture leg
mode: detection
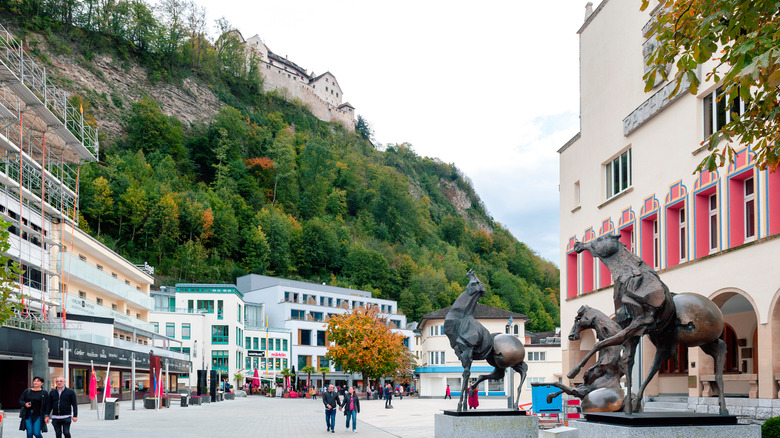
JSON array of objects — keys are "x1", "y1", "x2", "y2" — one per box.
[
  {"x1": 457, "y1": 349, "x2": 473, "y2": 412},
  {"x1": 512, "y1": 361, "x2": 528, "y2": 410},
  {"x1": 470, "y1": 366, "x2": 505, "y2": 394},
  {"x1": 633, "y1": 341, "x2": 676, "y2": 412},
  {"x1": 701, "y1": 339, "x2": 729, "y2": 415},
  {"x1": 621, "y1": 336, "x2": 640, "y2": 414}
]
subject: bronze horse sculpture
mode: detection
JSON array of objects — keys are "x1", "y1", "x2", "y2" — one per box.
[
  {"x1": 542, "y1": 305, "x2": 625, "y2": 411},
  {"x1": 444, "y1": 270, "x2": 528, "y2": 412},
  {"x1": 568, "y1": 234, "x2": 728, "y2": 414}
]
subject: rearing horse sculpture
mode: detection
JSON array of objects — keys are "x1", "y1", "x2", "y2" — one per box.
[
  {"x1": 444, "y1": 270, "x2": 528, "y2": 412},
  {"x1": 568, "y1": 234, "x2": 728, "y2": 414},
  {"x1": 543, "y1": 305, "x2": 624, "y2": 409}
]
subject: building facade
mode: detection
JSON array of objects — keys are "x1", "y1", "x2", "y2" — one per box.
[
  {"x1": 238, "y1": 274, "x2": 414, "y2": 389},
  {"x1": 150, "y1": 284, "x2": 291, "y2": 390},
  {"x1": 415, "y1": 304, "x2": 561, "y2": 399},
  {"x1": 559, "y1": 1, "x2": 780, "y2": 415}
]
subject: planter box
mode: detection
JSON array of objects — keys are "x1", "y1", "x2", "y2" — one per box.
[
  {"x1": 144, "y1": 398, "x2": 157, "y2": 409},
  {"x1": 225, "y1": 393, "x2": 235, "y2": 400},
  {"x1": 202, "y1": 396, "x2": 211, "y2": 403},
  {"x1": 190, "y1": 397, "x2": 202, "y2": 405}
]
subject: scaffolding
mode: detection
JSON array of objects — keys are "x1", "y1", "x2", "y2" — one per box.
[{"x1": 0, "y1": 22, "x2": 98, "y2": 323}]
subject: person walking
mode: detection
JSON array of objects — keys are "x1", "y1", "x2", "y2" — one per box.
[
  {"x1": 445, "y1": 384, "x2": 451, "y2": 399},
  {"x1": 384, "y1": 383, "x2": 393, "y2": 409},
  {"x1": 19, "y1": 376, "x2": 49, "y2": 438},
  {"x1": 47, "y1": 376, "x2": 78, "y2": 438},
  {"x1": 322, "y1": 384, "x2": 341, "y2": 433},
  {"x1": 341, "y1": 386, "x2": 361, "y2": 433}
]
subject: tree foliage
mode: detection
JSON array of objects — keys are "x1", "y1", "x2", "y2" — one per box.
[
  {"x1": 642, "y1": 0, "x2": 780, "y2": 171},
  {"x1": 326, "y1": 306, "x2": 409, "y2": 380}
]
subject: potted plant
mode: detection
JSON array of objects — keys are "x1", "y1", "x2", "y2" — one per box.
[
  {"x1": 301, "y1": 366, "x2": 316, "y2": 398},
  {"x1": 190, "y1": 394, "x2": 202, "y2": 405}
]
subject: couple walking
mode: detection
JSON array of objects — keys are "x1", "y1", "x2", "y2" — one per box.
[
  {"x1": 19, "y1": 376, "x2": 78, "y2": 438},
  {"x1": 322, "y1": 384, "x2": 361, "y2": 433}
]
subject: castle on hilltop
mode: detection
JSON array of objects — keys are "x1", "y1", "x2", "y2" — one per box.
[{"x1": 229, "y1": 30, "x2": 356, "y2": 131}]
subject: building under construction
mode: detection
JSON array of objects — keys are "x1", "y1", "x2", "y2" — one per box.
[{"x1": 0, "y1": 22, "x2": 189, "y2": 409}]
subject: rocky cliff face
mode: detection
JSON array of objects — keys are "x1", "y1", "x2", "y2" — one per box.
[{"x1": 30, "y1": 32, "x2": 222, "y2": 142}]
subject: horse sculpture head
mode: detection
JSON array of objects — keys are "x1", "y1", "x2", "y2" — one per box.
[
  {"x1": 465, "y1": 269, "x2": 486, "y2": 298},
  {"x1": 569, "y1": 305, "x2": 592, "y2": 341},
  {"x1": 573, "y1": 234, "x2": 623, "y2": 259}
]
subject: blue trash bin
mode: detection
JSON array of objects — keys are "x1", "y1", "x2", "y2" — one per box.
[{"x1": 531, "y1": 384, "x2": 562, "y2": 414}]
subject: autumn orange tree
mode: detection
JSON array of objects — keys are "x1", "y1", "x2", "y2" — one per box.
[{"x1": 325, "y1": 306, "x2": 409, "y2": 384}]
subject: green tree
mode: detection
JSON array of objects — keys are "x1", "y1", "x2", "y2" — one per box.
[
  {"x1": 642, "y1": 0, "x2": 780, "y2": 171},
  {"x1": 125, "y1": 97, "x2": 185, "y2": 161},
  {"x1": 88, "y1": 176, "x2": 113, "y2": 237},
  {"x1": 355, "y1": 114, "x2": 374, "y2": 142},
  {"x1": 300, "y1": 365, "x2": 317, "y2": 388},
  {"x1": 0, "y1": 221, "x2": 22, "y2": 324}
]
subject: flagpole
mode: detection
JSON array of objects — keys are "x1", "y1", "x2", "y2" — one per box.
[
  {"x1": 102, "y1": 362, "x2": 111, "y2": 419},
  {"x1": 265, "y1": 316, "x2": 269, "y2": 374},
  {"x1": 158, "y1": 368, "x2": 163, "y2": 410},
  {"x1": 90, "y1": 361, "x2": 97, "y2": 416}
]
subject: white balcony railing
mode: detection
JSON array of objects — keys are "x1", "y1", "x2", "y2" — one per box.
[
  {"x1": 64, "y1": 294, "x2": 155, "y2": 332},
  {"x1": 59, "y1": 253, "x2": 153, "y2": 309}
]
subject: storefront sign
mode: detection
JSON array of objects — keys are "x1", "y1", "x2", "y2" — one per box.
[
  {"x1": 0, "y1": 327, "x2": 190, "y2": 372},
  {"x1": 269, "y1": 352, "x2": 287, "y2": 358},
  {"x1": 247, "y1": 350, "x2": 266, "y2": 358}
]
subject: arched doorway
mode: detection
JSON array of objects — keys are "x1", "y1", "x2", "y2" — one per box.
[{"x1": 710, "y1": 290, "x2": 759, "y2": 397}]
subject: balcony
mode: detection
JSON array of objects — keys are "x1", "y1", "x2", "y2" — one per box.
[
  {"x1": 59, "y1": 253, "x2": 153, "y2": 309},
  {"x1": 64, "y1": 294, "x2": 154, "y2": 332}
]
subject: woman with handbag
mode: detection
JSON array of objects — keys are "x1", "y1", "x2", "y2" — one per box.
[
  {"x1": 341, "y1": 386, "x2": 361, "y2": 433},
  {"x1": 19, "y1": 376, "x2": 49, "y2": 438}
]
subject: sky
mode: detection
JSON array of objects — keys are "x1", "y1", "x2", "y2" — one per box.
[{"x1": 189, "y1": 0, "x2": 588, "y2": 265}]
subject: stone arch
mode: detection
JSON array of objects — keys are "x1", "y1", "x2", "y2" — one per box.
[
  {"x1": 708, "y1": 288, "x2": 760, "y2": 396},
  {"x1": 768, "y1": 287, "x2": 780, "y2": 397}
]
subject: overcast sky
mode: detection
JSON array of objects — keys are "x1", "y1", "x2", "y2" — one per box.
[{"x1": 189, "y1": 0, "x2": 588, "y2": 265}]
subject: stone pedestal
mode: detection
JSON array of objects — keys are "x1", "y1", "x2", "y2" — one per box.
[
  {"x1": 434, "y1": 411, "x2": 538, "y2": 438},
  {"x1": 573, "y1": 420, "x2": 760, "y2": 437},
  {"x1": 540, "y1": 426, "x2": 579, "y2": 437}
]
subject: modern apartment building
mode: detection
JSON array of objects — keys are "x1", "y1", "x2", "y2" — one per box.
[
  {"x1": 238, "y1": 274, "x2": 415, "y2": 389},
  {"x1": 559, "y1": 1, "x2": 780, "y2": 416}
]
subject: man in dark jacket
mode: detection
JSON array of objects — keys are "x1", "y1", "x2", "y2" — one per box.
[
  {"x1": 322, "y1": 384, "x2": 341, "y2": 433},
  {"x1": 47, "y1": 376, "x2": 78, "y2": 438}
]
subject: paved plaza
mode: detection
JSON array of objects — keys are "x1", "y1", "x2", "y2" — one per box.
[{"x1": 2, "y1": 395, "x2": 532, "y2": 437}]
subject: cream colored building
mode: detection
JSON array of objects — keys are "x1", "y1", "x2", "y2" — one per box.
[
  {"x1": 416, "y1": 304, "x2": 539, "y2": 398},
  {"x1": 524, "y1": 330, "x2": 563, "y2": 390},
  {"x1": 559, "y1": 0, "x2": 780, "y2": 417}
]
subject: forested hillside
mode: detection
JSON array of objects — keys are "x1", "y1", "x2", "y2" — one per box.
[{"x1": 2, "y1": 1, "x2": 560, "y2": 330}]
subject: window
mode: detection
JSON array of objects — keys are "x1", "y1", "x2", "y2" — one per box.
[
  {"x1": 275, "y1": 339, "x2": 281, "y2": 350},
  {"x1": 212, "y1": 350, "x2": 228, "y2": 372},
  {"x1": 317, "y1": 330, "x2": 326, "y2": 346},
  {"x1": 709, "y1": 194, "x2": 718, "y2": 252},
  {"x1": 312, "y1": 312, "x2": 323, "y2": 321},
  {"x1": 527, "y1": 377, "x2": 545, "y2": 388},
  {"x1": 528, "y1": 351, "x2": 546, "y2": 361},
  {"x1": 679, "y1": 208, "x2": 687, "y2": 261},
  {"x1": 282, "y1": 339, "x2": 288, "y2": 351},
  {"x1": 212, "y1": 325, "x2": 229, "y2": 344},
  {"x1": 196, "y1": 300, "x2": 214, "y2": 313},
  {"x1": 182, "y1": 323, "x2": 191, "y2": 340},
  {"x1": 238, "y1": 304, "x2": 242, "y2": 322},
  {"x1": 429, "y1": 351, "x2": 446, "y2": 365},
  {"x1": 111, "y1": 303, "x2": 118, "y2": 311},
  {"x1": 704, "y1": 86, "x2": 746, "y2": 139},
  {"x1": 291, "y1": 309, "x2": 305, "y2": 320},
  {"x1": 661, "y1": 344, "x2": 689, "y2": 374},
  {"x1": 96, "y1": 297, "x2": 103, "y2": 306},
  {"x1": 111, "y1": 272, "x2": 118, "y2": 278},
  {"x1": 574, "y1": 181, "x2": 581, "y2": 208},
  {"x1": 253, "y1": 337, "x2": 259, "y2": 350},
  {"x1": 299, "y1": 330, "x2": 312, "y2": 345},
  {"x1": 218, "y1": 300, "x2": 224, "y2": 319},
  {"x1": 261, "y1": 338, "x2": 266, "y2": 350},
  {"x1": 96, "y1": 264, "x2": 103, "y2": 271},
  {"x1": 246, "y1": 336, "x2": 251, "y2": 348},
  {"x1": 605, "y1": 149, "x2": 632, "y2": 199},
  {"x1": 152, "y1": 322, "x2": 159, "y2": 334},
  {"x1": 744, "y1": 177, "x2": 756, "y2": 241},
  {"x1": 165, "y1": 323, "x2": 175, "y2": 338},
  {"x1": 78, "y1": 290, "x2": 86, "y2": 299},
  {"x1": 721, "y1": 324, "x2": 739, "y2": 373},
  {"x1": 188, "y1": 300, "x2": 194, "y2": 313},
  {"x1": 652, "y1": 219, "x2": 660, "y2": 269}
]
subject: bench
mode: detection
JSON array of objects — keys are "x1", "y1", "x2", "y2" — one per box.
[{"x1": 700, "y1": 373, "x2": 757, "y2": 398}]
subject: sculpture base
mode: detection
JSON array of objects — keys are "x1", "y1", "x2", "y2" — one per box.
[
  {"x1": 435, "y1": 410, "x2": 537, "y2": 438},
  {"x1": 575, "y1": 412, "x2": 760, "y2": 438}
]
